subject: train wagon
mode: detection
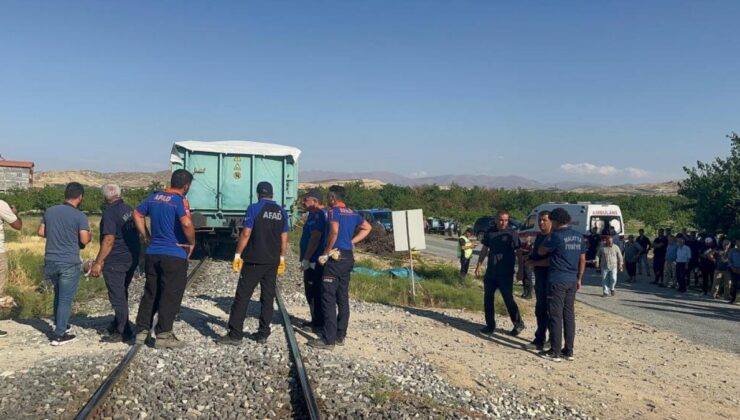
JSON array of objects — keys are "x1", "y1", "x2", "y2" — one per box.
[{"x1": 169, "y1": 140, "x2": 301, "y2": 253}]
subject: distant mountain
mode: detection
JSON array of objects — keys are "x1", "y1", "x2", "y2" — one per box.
[
  {"x1": 299, "y1": 170, "x2": 680, "y2": 195},
  {"x1": 300, "y1": 170, "x2": 548, "y2": 189}
]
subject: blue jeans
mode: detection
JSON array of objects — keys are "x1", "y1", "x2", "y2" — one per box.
[{"x1": 44, "y1": 261, "x2": 81, "y2": 337}]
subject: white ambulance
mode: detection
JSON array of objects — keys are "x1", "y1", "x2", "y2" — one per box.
[{"x1": 519, "y1": 202, "x2": 625, "y2": 240}]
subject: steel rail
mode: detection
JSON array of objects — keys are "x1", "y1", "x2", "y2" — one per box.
[{"x1": 74, "y1": 257, "x2": 208, "y2": 420}]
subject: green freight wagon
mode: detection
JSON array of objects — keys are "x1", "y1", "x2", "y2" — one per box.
[{"x1": 169, "y1": 140, "x2": 301, "y2": 251}]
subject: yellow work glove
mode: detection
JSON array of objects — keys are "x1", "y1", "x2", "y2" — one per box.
[
  {"x1": 233, "y1": 254, "x2": 243, "y2": 272},
  {"x1": 277, "y1": 256, "x2": 286, "y2": 275}
]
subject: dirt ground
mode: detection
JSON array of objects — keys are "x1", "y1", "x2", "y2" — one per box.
[{"x1": 290, "y1": 299, "x2": 739, "y2": 420}]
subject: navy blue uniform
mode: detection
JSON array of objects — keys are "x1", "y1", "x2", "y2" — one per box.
[
  {"x1": 300, "y1": 208, "x2": 327, "y2": 327},
  {"x1": 228, "y1": 199, "x2": 289, "y2": 339},
  {"x1": 529, "y1": 233, "x2": 550, "y2": 347},
  {"x1": 321, "y1": 203, "x2": 364, "y2": 345},
  {"x1": 543, "y1": 227, "x2": 586, "y2": 357},
  {"x1": 481, "y1": 227, "x2": 524, "y2": 331},
  {"x1": 100, "y1": 199, "x2": 140, "y2": 336}
]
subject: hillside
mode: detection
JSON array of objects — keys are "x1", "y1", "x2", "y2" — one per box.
[
  {"x1": 33, "y1": 169, "x2": 681, "y2": 195},
  {"x1": 35, "y1": 170, "x2": 170, "y2": 188}
]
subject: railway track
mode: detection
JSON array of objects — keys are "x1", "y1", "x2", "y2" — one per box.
[{"x1": 73, "y1": 258, "x2": 321, "y2": 420}]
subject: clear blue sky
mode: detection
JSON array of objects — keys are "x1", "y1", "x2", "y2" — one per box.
[{"x1": 1, "y1": 1, "x2": 738, "y2": 183}]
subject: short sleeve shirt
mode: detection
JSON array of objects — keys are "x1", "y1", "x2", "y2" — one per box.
[
  {"x1": 241, "y1": 199, "x2": 290, "y2": 264},
  {"x1": 327, "y1": 204, "x2": 364, "y2": 251},
  {"x1": 135, "y1": 191, "x2": 190, "y2": 259},
  {"x1": 653, "y1": 236, "x2": 668, "y2": 259},
  {"x1": 481, "y1": 227, "x2": 520, "y2": 278},
  {"x1": 100, "y1": 199, "x2": 140, "y2": 266},
  {"x1": 42, "y1": 203, "x2": 90, "y2": 264},
  {"x1": 544, "y1": 227, "x2": 586, "y2": 283},
  {"x1": 300, "y1": 209, "x2": 326, "y2": 262},
  {"x1": 0, "y1": 199, "x2": 18, "y2": 254}
]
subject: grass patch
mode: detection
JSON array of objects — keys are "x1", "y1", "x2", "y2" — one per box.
[
  {"x1": 350, "y1": 272, "x2": 528, "y2": 316},
  {"x1": 1, "y1": 215, "x2": 106, "y2": 320}
]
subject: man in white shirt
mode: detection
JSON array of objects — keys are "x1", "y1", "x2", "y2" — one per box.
[
  {"x1": 0, "y1": 199, "x2": 23, "y2": 337},
  {"x1": 675, "y1": 235, "x2": 692, "y2": 293}
]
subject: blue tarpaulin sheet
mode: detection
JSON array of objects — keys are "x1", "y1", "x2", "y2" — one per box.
[{"x1": 353, "y1": 266, "x2": 422, "y2": 280}]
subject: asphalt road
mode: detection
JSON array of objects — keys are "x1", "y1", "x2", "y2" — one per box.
[{"x1": 423, "y1": 234, "x2": 740, "y2": 353}]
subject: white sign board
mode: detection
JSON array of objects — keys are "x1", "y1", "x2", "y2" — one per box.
[{"x1": 392, "y1": 209, "x2": 426, "y2": 252}]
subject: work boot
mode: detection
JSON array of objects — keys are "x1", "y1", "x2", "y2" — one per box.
[
  {"x1": 336, "y1": 337, "x2": 345, "y2": 346},
  {"x1": 215, "y1": 334, "x2": 242, "y2": 346},
  {"x1": 250, "y1": 332, "x2": 269, "y2": 344},
  {"x1": 508, "y1": 324, "x2": 526, "y2": 337},
  {"x1": 135, "y1": 329, "x2": 150, "y2": 345},
  {"x1": 524, "y1": 341, "x2": 544, "y2": 351},
  {"x1": 307, "y1": 338, "x2": 334, "y2": 350},
  {"x1": 101, "y1": 332, "x2": 126, "y2": 343},
  {"x1": 479, "y1": 326, "x2": 495, "y2": 335},
  {"x1": 155, "y1": 332, "x2": 186, "y2": 349}
]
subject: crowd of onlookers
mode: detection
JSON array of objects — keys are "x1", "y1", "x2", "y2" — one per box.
[{"x1": 584, "y1": 227, "x2": 739, "y2": 303}]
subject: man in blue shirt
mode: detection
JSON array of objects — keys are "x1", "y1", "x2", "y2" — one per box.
[
  {"x1": 133, "y1": 169, "x2": 196, "y2": 348},
  {"x1": 298, "y1": 189, "x2": 327, "y2": 330},
  {"x1": 538, "y1": 208, "x2": 586, "y2": 362},
  {"x1": 217, "y1": 181, "x2": 290, "y2": 345},
  {"x1": 308, "y1": 185, "x2": 372, "y2": 350},
  {"x1": 474, "y1": 210, "x2": 525, "y2": 337},
  {"x1": 90, "y1": 183, "x2": 141, "y2": 343},
  {"x1": 38, "y1": 182, "x2": 91, "y2": 346}
]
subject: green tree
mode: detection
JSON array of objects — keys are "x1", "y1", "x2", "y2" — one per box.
[{"x1": 679, "y1": 132, "x2": 740, "y2": 237}]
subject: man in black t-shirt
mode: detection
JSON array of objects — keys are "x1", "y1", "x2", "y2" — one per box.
[
  {"x1": 652, "y1": 229, "x2": 668, "y2": 285},
  {"x1": 474, "y1": 210, "x2": 525, "y2": 336},
  {"x1": 90, "y1": 184, "x2": 140, "y2": 343},
  {"x1": 217, "y1": 182, "x2": 290, "y2": 345}
]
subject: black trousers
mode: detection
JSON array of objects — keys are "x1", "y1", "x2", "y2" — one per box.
[
  {"x1": 227, "y1": 263, "x2": 278, "y2": 339},
  {"x1": 321, "y1": 250, "x2": 354, "y2": 345},
  {"x1": 533, "y1": 270, "x2": 549, "y2": 346},
  {"x1": 303, "y1": 265, "x2": 324, "y2": 327},
  {"x1": 103, "y1": 261, "x2": 137, "y2": 335},
  {"x1": 521, "y1": 266, "x2": 534, "y2": 297},
  {"x1": 676, "y1": 262, "x2": 688, "y2": 292},
  {"x1": 653, "y1": 257, "x2": 665, "y2": 283},
  {"x1": 701, "y1": 263, "x2": 715, "y2": 294},
  {"x1": 459, "y1": 256, "x2": 471, "y2": 275},
  {"x1": 547, "y1": 281, "x2": 576, "y2": 356},
  {"x1": 136, "y1": 255, "x2": 188, "y2": 335},
  {"x1": 483, "y1": 273, "x2": 523, "y2": 330}
]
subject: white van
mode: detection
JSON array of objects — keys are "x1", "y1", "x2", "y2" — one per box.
[{"x1": 519, "y1": 202, "x2": 625, "y2": 240}]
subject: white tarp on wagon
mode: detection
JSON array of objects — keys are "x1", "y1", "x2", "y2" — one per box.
[{"x1": 170, "y1": 140, "x2": 302, "y2": 164}]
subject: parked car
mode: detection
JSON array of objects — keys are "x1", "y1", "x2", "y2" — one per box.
[{"x1": 359, "y1": 208, "x2": 393, "y2": 232}]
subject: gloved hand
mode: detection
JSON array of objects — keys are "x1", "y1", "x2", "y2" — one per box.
[
  {"x1": 318, "y1": 248, "x2": 341, "y2": 266},
  {"x1": 318, "y1": 255, "x2": 329, "y2": 266},
  {"x1": 300, "y1": 259, "x2": 311, "y2": 271},
  {"x1": 277, "y1": 256, "x2": 286, "y2": 275},
  {"x1": 232, "y1": 254, "x2": 243, "y2": 273}
]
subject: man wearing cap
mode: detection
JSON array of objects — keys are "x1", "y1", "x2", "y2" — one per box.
[
  {"x1": 90, "y1": 183, "x2": 141, "y2": 343},
  {"x1": 133, "y1": 169, "x2": 196, "y2": 348},
  {"x1": 308, "y1": 185, "x2": 372, "y2": 350},
  {"x1": 217, "y1": 181, "x2": 289, "y2": 345},
  {"x1": 299, "y1": 189, "x2": 327, "y2": 330}
]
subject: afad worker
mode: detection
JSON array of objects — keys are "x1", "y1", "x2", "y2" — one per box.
[
  {"x1": 133, "y1": 169, "x2": 196, "y2": 349},
  {"x1": 308, "y1": 185, "x2": 371, "y2": 350},
  {"x1": 299, "y1": 189, "x2": 327, "y2": 330},
  {"x1": 218, "y1": 181, "x2": 289, "y2": 345}
]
